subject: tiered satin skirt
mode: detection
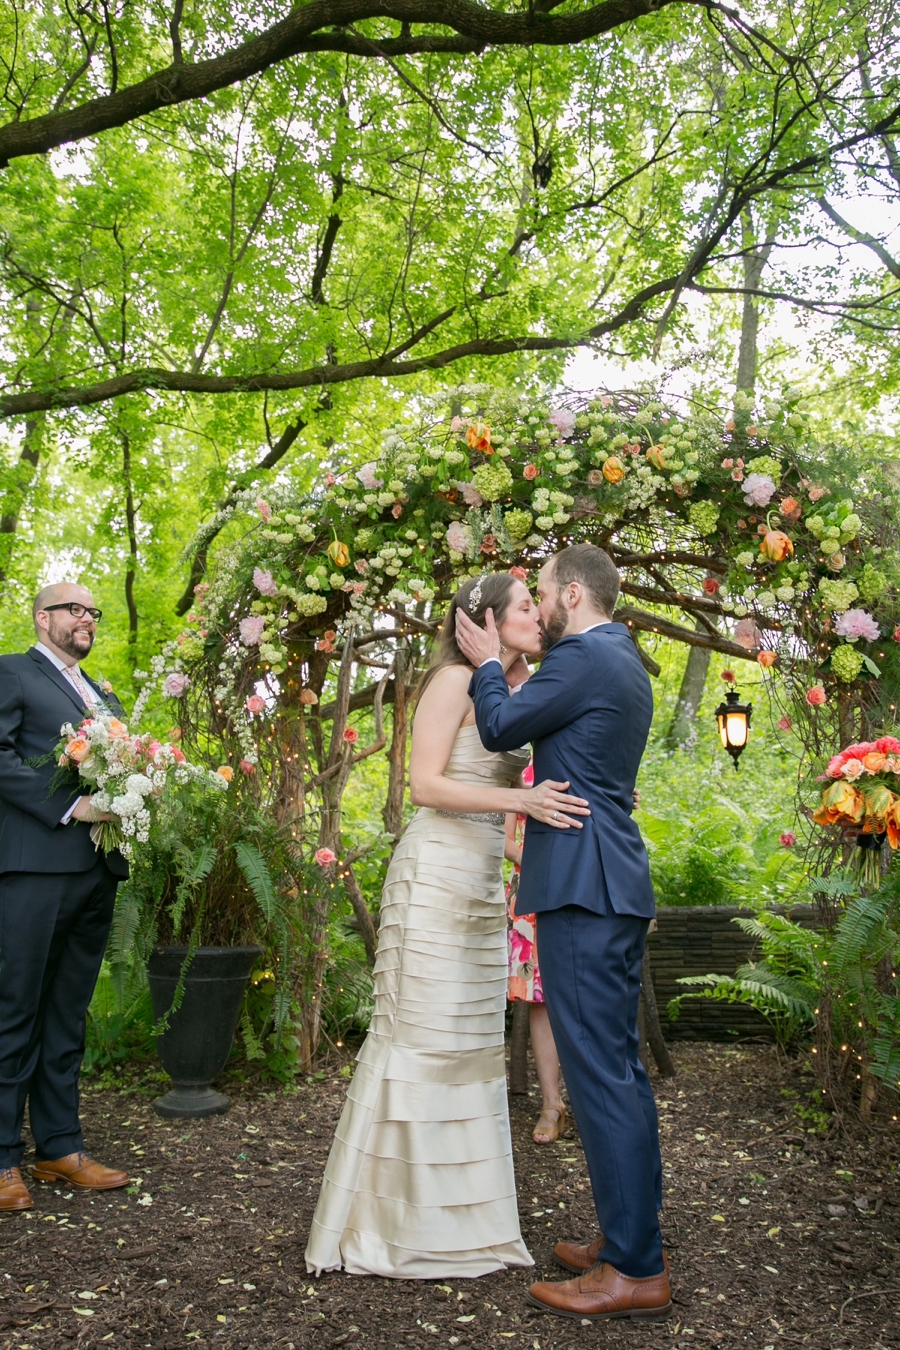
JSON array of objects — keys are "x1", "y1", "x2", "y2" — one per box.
[{"x1": 305, "y1": 807, "x2": 533, "y2": 1278}]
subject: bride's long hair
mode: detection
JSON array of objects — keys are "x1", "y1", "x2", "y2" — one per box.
[{"x1": 417, "y1": 572, "x2": 517, "y2": 699}]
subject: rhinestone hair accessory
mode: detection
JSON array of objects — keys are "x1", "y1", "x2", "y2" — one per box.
[{"x1": 468, "y1": 576, "x2": 485, "y2": 612}]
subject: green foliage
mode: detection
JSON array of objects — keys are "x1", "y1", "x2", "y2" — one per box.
[{"x1": 669, "y1": 869, "x2": 900, "y2": 1102}]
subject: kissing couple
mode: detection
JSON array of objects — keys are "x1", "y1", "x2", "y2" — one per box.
[{"x1": 305, "y1": 542, "x2": 669, "y2": 1322}]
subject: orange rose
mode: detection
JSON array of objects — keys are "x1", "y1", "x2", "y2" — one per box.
[
  {"x1": 861, "y1": 751, "x2": 888, "y2": 774},
  {"x1": 216, "y1": 765, "x2": 234, "y2": 782},
  {"x1": 602, "y1": 456, "x2": 626, "y2": 483},
  {"x1": 759, "y1": 529, "x2": 793, "y2": 562},
  {"x1": 465, "y1": 421, "x2": 493, "y2": 453},
  {"x1": 106, "y1": 718, "x2": 128, "y2": 739},
  {"x1": 645, "y1": 445, "x2": 666, "y2": 470},
  {"x1": 327, "y1": 540, "x2": 350, "y2": 567},
  {"x1": 885, "y1": 797, "x2": 900, "y2": 848},
  {"x1": 779, "y1": 496, "x2": 800, "y2": 519},
  {"x1": 813, "y1": 779, "x2": 865, "y2": 826},
  {"x1": 756, "y1": 649, "x2": 777, "y2": 668},
  {"x1": 65, "y1": 736, "x2": 91, "y2": 762}
]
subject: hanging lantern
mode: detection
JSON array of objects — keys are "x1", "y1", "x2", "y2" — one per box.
[{"x1": 715, "y1": 687, "x2": 752, "y2": 770}]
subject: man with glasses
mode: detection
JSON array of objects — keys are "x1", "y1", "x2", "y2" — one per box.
[{"x1": 0, "y1": 582, "x2": 128, "y2": 1212}]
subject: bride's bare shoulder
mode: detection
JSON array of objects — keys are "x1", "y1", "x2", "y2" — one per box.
[{"x1": 415, "y1": 663, "x2": 474, "y2": 718}]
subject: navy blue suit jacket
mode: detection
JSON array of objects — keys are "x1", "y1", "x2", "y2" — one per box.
[
  {"x1": 0, "y1": 648, "x2": 129, "y2": 878},
  {"x1": 469, "y1": 622, "x2": 654, "y2": 918}
]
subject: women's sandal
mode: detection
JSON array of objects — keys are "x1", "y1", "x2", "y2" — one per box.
[{"x1": 533, "y1": 1104, "x2": 567, "y2": 1144}]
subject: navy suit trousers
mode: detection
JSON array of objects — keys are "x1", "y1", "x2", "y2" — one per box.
[
  {"x1": 536, "y1": 904, "x2": 663, "y2": 1277},
  {"x1": 0, "y1": 862, "x2": 117, "y2": 1166}
]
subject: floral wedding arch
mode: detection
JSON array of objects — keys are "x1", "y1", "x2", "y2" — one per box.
[{"x1": 135, "y1": 385, "x2": 900, "y2": 1062}]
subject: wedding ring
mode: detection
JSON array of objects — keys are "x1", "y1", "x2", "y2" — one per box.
[{"x1": 552, "y1": 811, "x2": 559, "y2": 820}]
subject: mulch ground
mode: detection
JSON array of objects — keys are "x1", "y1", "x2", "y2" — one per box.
[{"x1": 1, "y1": 1043, "x2": 899, "y2": 1350}]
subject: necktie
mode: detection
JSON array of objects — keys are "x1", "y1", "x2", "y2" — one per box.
[{"x1": 64, "y1": 665, "x2": 96, "y2": 708}]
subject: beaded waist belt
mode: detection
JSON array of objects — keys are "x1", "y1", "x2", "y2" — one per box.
[{"x1": 435, "y1": 809, "x2": 506, "y2": 826}]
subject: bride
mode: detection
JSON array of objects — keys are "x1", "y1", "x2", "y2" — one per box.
[{"x1": 304, "y1": 571, "x2": 589, "y2": 1280}]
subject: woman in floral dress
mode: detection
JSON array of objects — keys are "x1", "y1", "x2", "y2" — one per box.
[{"x1": 505, "y1": 763, "x2": 566, "y2": 1144}]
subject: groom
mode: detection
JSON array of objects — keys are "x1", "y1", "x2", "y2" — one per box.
[{"x1": 456, "y1": 543, "x2": 669, "y2": 1321}]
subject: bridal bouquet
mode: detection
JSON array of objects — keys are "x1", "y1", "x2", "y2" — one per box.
[
  {"x1": 813, "y1": 736, "x2": 900, "y2": 883},
  {"x1": 57, "y1": 711, "x2": 230, "y2": 856}
]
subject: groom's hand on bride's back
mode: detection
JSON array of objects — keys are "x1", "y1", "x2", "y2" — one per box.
[{"x1": 526, "y1": 779, "x2": 590, "y2": 828}]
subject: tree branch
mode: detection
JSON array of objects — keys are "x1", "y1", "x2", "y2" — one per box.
[
  {"x1": 616, "y1": 604, "x2": 760, "y2": 662},
  {"x1": 0, "y1": 0, "x2": 680, "y2": 167}
]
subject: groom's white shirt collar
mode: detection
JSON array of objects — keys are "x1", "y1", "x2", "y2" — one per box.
[
  {"x1": 34, "y1": 640, "x2": 80, "y2": 673},
  {"x1": 479, "y1": 618, "x2": 611, "y2": 668}
]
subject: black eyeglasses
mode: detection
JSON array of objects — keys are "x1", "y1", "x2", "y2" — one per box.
[{"x1": 44, "y1": 602, "x2": 103, "y2": 622}]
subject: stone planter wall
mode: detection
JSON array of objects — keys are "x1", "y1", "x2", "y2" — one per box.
[{"x1": 647, "y1": 904, "x2": 817, "y2": 1042}]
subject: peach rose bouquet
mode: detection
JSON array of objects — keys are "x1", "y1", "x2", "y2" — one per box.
[
  {"x1": 56, "y1": 710, "x2": 228, "y2": 857},
  {"x1": 813, "y1": 735, "x2": 900, "y2": 883}
]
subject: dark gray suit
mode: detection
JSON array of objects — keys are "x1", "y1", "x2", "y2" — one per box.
[{"x1": 0, "y1": 647, "x2": 127, "y2": 1167}]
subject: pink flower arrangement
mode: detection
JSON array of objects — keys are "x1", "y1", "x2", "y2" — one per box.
[
  {"x1": 253, "y1": 566, "x2": 278, "y2": 597},
  {"x1": 315, "y1": 847, "x2": 336, "y2": 867},
  {"x1": 244, "y1": 694, "x2": 266, "y2": 714},
  {"x1": 548, "y1": 408, "x2": 576, "y2": 440},
  {"x1": 523, "y1": 463, "x2": 538, "y2": 480},
  {"x1": 777, "y1": 714, "x2": 792, "y2": 731},
  {"x1": 343, "y1": 726, "x2": 359, "y2": 744},
  {"x1": 779, "y1": 831, "x2": 796, "y2": 847},
  {"x1": 721, "y1": 457, "x2": 734, "y2": 469},
  {"x1": 731, "y1": 468, "x2": 744, "y2": 482},
  {"x1": 834, "y1": 609, "x2": 880, "y2": 642},
  {"x1": 742, "y1": 472, "x2": 777, "y2": 507},
  {"x1": 807, "y1": 485, "x2": 827, "y2": 501},
  {"x1": 162, "y1": 671, "x2": 190, "y2": 698},
  {"x1": 824, "y1": 737, "x2": 900, "y2": 780},
  {"x1": 255, "y1": 497, "x2": 271, "y2": 522},
  {"x1": 805, "y1": 684, "x2": 827, "y2": 706},
  {"x1": 391, "y1": 502, "x2": 403, "y2": 518},
  {"x1": 239, "y1": 615, "x2": 265, "y2": 647},
  {"x1": 459, "y1": 482, "x2": 483, "y2": 507},
  {"x1": 354, "y1": 558, "x2": 368, "y2": 573}
]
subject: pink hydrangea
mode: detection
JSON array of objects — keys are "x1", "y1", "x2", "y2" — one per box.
[
  {"x1": 446, "y1": 521, "x2": 471, "y2": 553},
  {"x1": 253, "y1": 566, "x2": 278, "y2": 597},
  {"x1": 162, "y1": 671, "x2": 190, "y2": 698},
  {"x1": 834, "y1": 609, "x2": 880, "y2": 642},
  {"x1": 549, "y1": 408, "x2": 576, "y2": 440},
  {"x1": 356, "y1": 462, "x2": 380, "y2": 490},
  {"x1": 742, "y1": 473, "x2": 776, "y2": 507},
  {"x1": 239, "y1": 615, "x2": 265, "y2": 646},
  {"x1": 734, "y1": 618, "x2": 761, "y2": 650},
  {"x1": 459, "y1": 482, "x2": 483, "y2": 507}
]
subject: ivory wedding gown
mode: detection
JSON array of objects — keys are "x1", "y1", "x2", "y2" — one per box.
[{"x1": 305, "y1": 723, "x2": 533, "y2": 1279}]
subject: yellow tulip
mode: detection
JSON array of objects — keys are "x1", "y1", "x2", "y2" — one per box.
[
  {"x1": 327, "y1": 540, "x2": 350, "y2": 567},
  {"x1": 602, "y1": 456, "x2": 626, "y2": 484}
]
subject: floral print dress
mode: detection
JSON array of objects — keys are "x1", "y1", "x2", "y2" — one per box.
[{"x1": 507, "y1": 763, "x2": 544, "y2": 1004}]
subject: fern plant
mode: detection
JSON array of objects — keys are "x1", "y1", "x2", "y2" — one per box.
[{"x1": 669, "y1": 870, "x2": 900, "y2": 1102}]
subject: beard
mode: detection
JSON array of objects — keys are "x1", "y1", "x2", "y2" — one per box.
[
  {"x1": 48, "y1": 616, "x2": 94, "y2": 660},
  {"x1": 539, "y1": 595, "x2": 569, "y2": 651}
]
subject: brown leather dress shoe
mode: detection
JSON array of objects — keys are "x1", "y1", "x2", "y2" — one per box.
[
  {"x1": 527, "y1": 1261, "x2": 672, "y2": 1321},
  {"x1": 31, "y1": 1152, "x2": 128, "y2": 1191},
  {"x1": 0, "y1": 1166, "x2": 32, "y2": 1212},
  {"x1": 554, "y1": 1235, "x2": 670, "y2": 1276}
]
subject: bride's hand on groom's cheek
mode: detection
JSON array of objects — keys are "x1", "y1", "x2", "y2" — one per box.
[{"x1": 527, "y1": 779, "x2": 590, "y2": 828}]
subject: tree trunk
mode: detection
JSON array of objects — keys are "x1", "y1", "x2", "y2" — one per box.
[
  {"x1": 509, "y1": 999, "x2": 530, "y2": 1094},
  {"x1": 736, "y1": 207, "x2": 776, "y2": 395},
  {"x1": 382, "y1": 644, "x2": 410, "y2": 841},
  {"x1": 343, "y1": 863, "x2": 378, "y2": 968},
  {"x1": 663, "y1": 622, "x2": 710, "y2": 751},
  {"x1": 120, "y1": 430, "x2": 139, "y2": 664},
  {"x1": 640, "y1": 948, "x2": 676, "y2": 1078}
]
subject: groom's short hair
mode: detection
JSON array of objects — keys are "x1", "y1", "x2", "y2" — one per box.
[{"x1": 551, "y1": 543, "x2": 620, "y2": 617}]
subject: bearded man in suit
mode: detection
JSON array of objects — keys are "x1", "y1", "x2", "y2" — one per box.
[{"x1": 0, "y1": 583, "x2": 129, "y2": 1212}]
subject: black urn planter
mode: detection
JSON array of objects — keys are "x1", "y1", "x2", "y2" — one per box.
[{"x1": 147, "y1": 945, "x2": 263, "y2": 1119}]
